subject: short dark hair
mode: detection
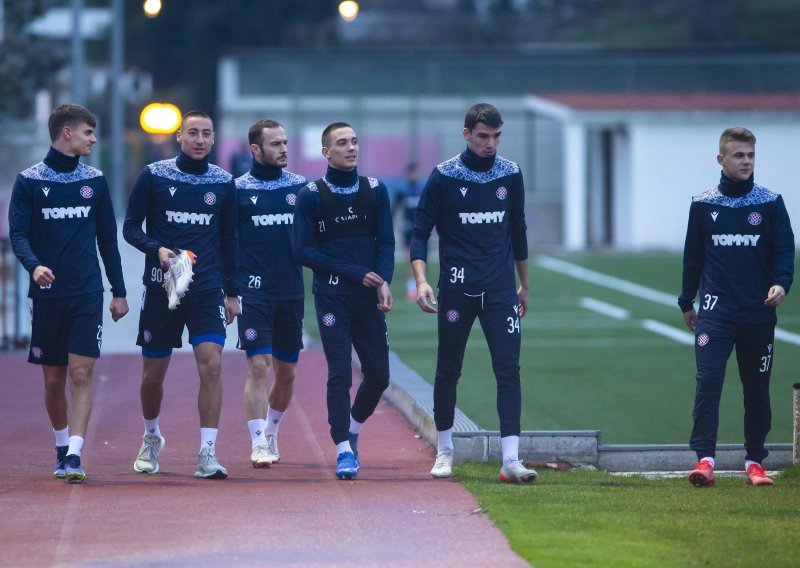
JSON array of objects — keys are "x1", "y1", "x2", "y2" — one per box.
[
  {"x1": 181, "y1": 110, "x2": 212, "y2": 130},
  {"x1": 48, "y1": 104, "x2": 96, "y2": 142},
  {"x1": 321, "y1": 122, "x2": 352, "y2": 147},
  {"x1": 248, "y1": 119, "x2": 283, "y2": 146},
  {"x1": 464, "y1": 103, "x2": 503, "y2": 131},
  {"x1": 719, "y1": 127, "x2": 756, "y2": 154}
]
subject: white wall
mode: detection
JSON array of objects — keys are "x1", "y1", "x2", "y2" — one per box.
[{"x1": 622, "y1": 118, "x2": 800, "y2": 250}]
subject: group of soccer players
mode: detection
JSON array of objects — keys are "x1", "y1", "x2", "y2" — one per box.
[{"x1": 9, "y1": 102, "x2": 792, "y2": 487}]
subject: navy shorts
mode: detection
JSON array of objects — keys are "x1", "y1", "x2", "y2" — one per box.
[
  {"x1": 137, "y1": 286, "x2": 226, "y2": 352},
  {"x1": 237, "y1": 295, "x2": 304, "y2": 361},
  {"x1": 28, "y1": 292, "x2": 104, "y2": 366}
]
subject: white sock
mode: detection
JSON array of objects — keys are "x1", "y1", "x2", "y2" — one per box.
[
  {"x1": 67, "y1": 435, "x2": 84, "y2": 457},
  {"x1": 501, "y1": 435, "x2": 520, "y2": 465},
  {"x1": 437, "y1": 428, "x2": 453, "y2": 452},
  {"x1": 54, "y1": 427, "x2": 69, "y2": 447},
  {"x1": 745, "y1": 460, "x2": 759, "y2": 470},
  {"x1": 349, "y1": 414, "x2": 363, "y2": 435},
  {"x1": 144, "y1": 417, "x2": 161, "y2": 437},
  {"x1": 265, "y1": 408, "x2": 285, "y2": 436},
  {"x1": 200, "y1": 427, "x2": 218, "y2": 452},
  {"x1": 336, "y1": 441, "x2": 353, "y2": 455},
  {"x1": 248, "y1": 419, "x2": 266, "y2": 446},
  {"x1": 700, "y1": 457, "x2": 715, "y2": 467}
]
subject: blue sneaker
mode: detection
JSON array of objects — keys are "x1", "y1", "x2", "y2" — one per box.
[
  {"x1": 54, "y1": 446, "x2": 68, "y2": 479},
  {"x1": 336, "y1": 451, "x2": 358, "y2": 480},
  {"x1": 348, "y1": 432, "x2": 360, "y2": 468},
  {"x1": 64, "y1": 454, "x2": 86, "y2": 484}
]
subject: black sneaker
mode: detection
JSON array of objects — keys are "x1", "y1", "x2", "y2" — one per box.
[
  {"x1": 54, "y1": 446, "x2": 68, "y2": 479},
  {"x1": 64, "y1": 454, "x2": 86, "y2": 484}
]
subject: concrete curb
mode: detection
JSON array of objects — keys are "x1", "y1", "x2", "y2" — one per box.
[{"x1": 383, "y1": 350, "x2": 795, "y2": 471}]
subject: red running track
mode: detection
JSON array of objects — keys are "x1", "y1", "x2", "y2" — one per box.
[{"x1": 1, "y1": 349, "x2": 528, "y2": 567}]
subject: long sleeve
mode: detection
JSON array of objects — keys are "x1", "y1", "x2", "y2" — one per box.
[
  {"x1": 678, "y1": 203, "x2": 703, "y2": 312},
  {"x1": 123, "y1": 168, "x2": 166, "y2": 255},
  {"x1": 771, "y1": 195, "x2": 794, "y2": 294},
  {"x1": 509, "y1": 171, "x2": 528, "y2": 261},
  {"x1": 409, "y1": 171, "x2": 439, "y2": 263},
  {"x1": 373, "y1": 184, "x2": 395, "y2": 283},
  {"x1": 220, "y1": 179, "x2": 240, "y2": 297},
  {"x1": 95, "y1": 177, "x2": 127, "y2": 297},
  {"x1": 8, "y1": 176, "x2": 41, "y2": 273}
]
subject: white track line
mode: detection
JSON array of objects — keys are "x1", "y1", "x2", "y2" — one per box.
[{"x1": 540, "y1": 255, "x2": 800, "y2": 346}]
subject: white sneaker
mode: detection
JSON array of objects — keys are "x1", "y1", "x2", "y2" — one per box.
[
  {"x1": 430, "y1": 450, "x2": 454, "y2": 478},
  {"x1": 194, "y1": 446, "x2": 228, "y2": 479},
  {"x1": 265, "y1": 434, "x2": 280, "y2": 463},
  {"x1": 499, "y1": 459, "x2": 538, "y2": 483},
  {"x1": 163, "y1": 250, "x2": 196, "y2": 310},
  {"x1": 250, "y1": 443, "x2": 272, "y2": 468},
  {"x1": 133, "y1": 434, "x2": 165, "y2": 474}
]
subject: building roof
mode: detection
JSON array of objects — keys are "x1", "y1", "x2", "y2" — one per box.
[{"x1": 536, "y1": 92, "x2": 800, "y2": 111}]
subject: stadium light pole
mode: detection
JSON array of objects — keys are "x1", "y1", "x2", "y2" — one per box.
[
  {"x1": 71, "y1": 0, "x2": 85, "y2": 104},
  {"x1": 110, "y1": 0, "x2": 125, "y2": 216}
]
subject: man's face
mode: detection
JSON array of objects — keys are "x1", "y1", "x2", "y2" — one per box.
[
  {"x1": 717, "y1": 140, "x2": 755, "y2": 182},
  {"x1": 63, "y1": 122, "x2": 97, "y2": 157},
  {"x1": 322, "y1": 127, "x2": 358, "y2": 171},
  {"x1": 177, "y1": 116, "x2": 215, "y2": 160},
  {"x1": 463, "y1": 122, "x2": 501, "y2": 158},
  {"x1": 252, "y1": 127, "x2": 288, "y2": 168}
]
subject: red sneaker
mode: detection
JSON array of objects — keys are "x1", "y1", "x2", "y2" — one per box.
[
  {"x1": 688, "y1": 460, "x2": 716, "y2": 487},
  {"x1": 746, "y1": 463, "x2": 774, "y2": 486}
]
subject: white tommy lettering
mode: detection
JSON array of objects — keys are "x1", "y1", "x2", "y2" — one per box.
[
  {"x1": 711, "y1": 234, "x2": 761, "y2": 246},
  {"x1": 251, "y1": 213, "x2": 294, "y2": 226},
  {"x1": 166, "y1": 210, "x2": 214, "y2": 225},
  {"x1": 41, "y1": 206, "x2": 91, "y2": 219},
  {"x1": 458, "y1": 211, "x2": 506, "y2": 224}
]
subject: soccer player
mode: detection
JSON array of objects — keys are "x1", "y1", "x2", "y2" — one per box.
[
  {"x1": 411, "y1": 103, "x2": 536, "y2": 483},
  {"x1": 679, "y1": 127, "x2": 794, "y2": 487},
  {"x1": 235, "y1": 119, "x2": 306, "y2": 467},
  {"x1": 123, "y1": 110, "x2": 240, "y2": 479},
  {"x1": 393, "y1": 162, "x2": 426, "y2": 301},
  {"x1": 293, "y1": 122, "x2": 395, "y2": 480},
  {"x1": 9, "y1": 103, "x2": 129, "y2": 483}
]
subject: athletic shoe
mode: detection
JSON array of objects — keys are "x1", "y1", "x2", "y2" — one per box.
[
  {"x1": 133, "y1": 434, "x2": 165, "y2": 474},
  {"x1": 348, "y1": 432, "x2": 359, "y2": 468},
  {"x1": 430, "y1": 449, "x2": 454, "y2": 478},
  {"x1": 746, "y1": 463, "x2": 774, "y2": 486},
  {"x1": 54, "y1": 445, "x2": 68, "y2": 479},
  {"x1": 163, "y1": 250, "x2": 196, "y2": 310},
  {"x1": 688, "y1": 460, "x2": 716, "y2": 487},
  {"x1": 499, "y1": 460, "x2": 538, "y2": 483},
  {"x1": 265, "y1": 434, "x2": 280, "y2": 464},
  {"x1": 336, "y1": 451, "x2": 358, "y2": 480},
  {"x1": 194, "y1": 446, "x2": 228, "y2": 479},
  {"x1": 64, "y1": 454, "x2": 85, "y2": 484},
  {"x1": 250, "y1": 443, "x2": 272, "y2": 468}
]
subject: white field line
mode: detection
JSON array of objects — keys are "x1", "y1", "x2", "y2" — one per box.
[
  {"x1": 579, "y1": 297, "x2": 631, "y2": 320},
  {"x1": 539, "y1": 255, "x2": 800, "y2": 347},
  {"x1": 641, "y1": 319, "x2": 694, "y2": 345}
]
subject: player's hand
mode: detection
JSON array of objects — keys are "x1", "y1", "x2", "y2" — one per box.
[
  {"x1": 224, "y1": 296, "x2": 240, "y2": 325},
  {"x1": 158, "y1": 247, "x2": 177, "y2": 271},
  {"x1": 110, "y1": 298, "x2": 129, "y2": 322},
  {"x1": 377, "y1": 281, "x2": 393, "y2": 313},
  {"x1": 362, "y1": 271, "x2": 384, "y2": 288},
  {"x1": 682, "y1": 308, "x2": 697, "y2": 332},
  {"x1": 416, "y1": 281, "x2": 437, "y2": 313},
  {"x1": 764, "y1": 285, "x2": 786, "y2": 307},
  {"x1": 33, "y1": 265, "x2": 55, "y2": 287},
  {"x1": 517, "y1": 284, "x2": 529, "y2": 318}
]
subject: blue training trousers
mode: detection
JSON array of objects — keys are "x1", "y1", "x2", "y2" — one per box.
[
  {"x1": 690, "y1": 318, "x2": 774, "y2": 463},
  {"x1": 315, "y1": 293, "x2": 390, "y2": 444},
  {"x1": 434, "y1": 288, "x2": 522, "y2": 437}
]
